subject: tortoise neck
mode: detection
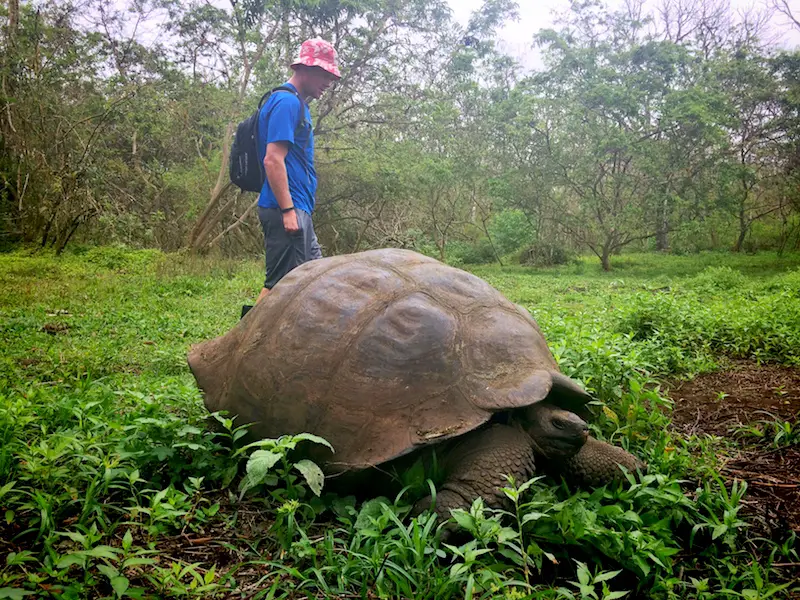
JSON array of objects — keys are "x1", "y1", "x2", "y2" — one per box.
[{"x1": 529, "y1": 436, "x2": 550, "y2": 459}]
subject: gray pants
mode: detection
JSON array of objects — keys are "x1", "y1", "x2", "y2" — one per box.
[{"x1": 258, "y1": 207, "x2": 322, "y2": 289}]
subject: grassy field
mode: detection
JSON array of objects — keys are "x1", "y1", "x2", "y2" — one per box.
[{"x1": 1, "y1": 246, "x2": 800, "y2": 599}]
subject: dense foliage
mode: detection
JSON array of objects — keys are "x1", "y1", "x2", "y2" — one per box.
[
  {"x1": 2, "y1": 0, "x2": 800, "y2": 596},
  {"x1": 1, "y1": 247, "x2": 799, "y2": 598},
  {"x1": 0, "y1": 0, "x2": 799, "y2": 268}
]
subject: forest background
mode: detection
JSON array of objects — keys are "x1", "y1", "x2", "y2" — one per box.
[{"x1": 1, "y1": 0, "x2": 800, "y2": 271}]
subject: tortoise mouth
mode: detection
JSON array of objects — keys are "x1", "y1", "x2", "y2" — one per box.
[
  {"x1": 551, "y1": 429, "x2": 589, "y2": 454},
  {"x1": 531, "y1": 427, "x2": 588, "y2": 459}
]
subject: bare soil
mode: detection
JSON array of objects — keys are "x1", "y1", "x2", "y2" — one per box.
[{"x1": 666, "y1": 360, "x2": 800, "y2": 537}]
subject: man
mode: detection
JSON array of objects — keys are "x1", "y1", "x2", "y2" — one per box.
[{"x1": 254, "y1": 38, "x2": 340, "y2": 306}]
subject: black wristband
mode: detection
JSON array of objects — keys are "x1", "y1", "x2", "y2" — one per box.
[{"x1": 280, "y1": 206, "x2": 295, "y2": 214}]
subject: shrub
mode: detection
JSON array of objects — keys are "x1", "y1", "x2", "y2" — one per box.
[
  {"x1": 447, "y1": 239, "x2": 498, "y2": 265},
  {"x1": 518, "y1": 242, "x2": 576, "y2": 267},
  {"x1": 685, "y1": 266, "x2": 747, "y2": 292},
  {"x1": 83, "y1": 245, "x2": 163, "y2": 272},
  {"x1": 764, "y1": 268, "x2": 800, "y2": 297},
  {"x1": 488, "y1": 210, "x2": 535, "y2": 255}
]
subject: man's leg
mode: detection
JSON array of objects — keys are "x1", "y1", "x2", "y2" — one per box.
[
  {"x1": 246, "y1": 212, "x2": 319, "y2": 317},
  {"x1": 253, "y1": 207, "x2": 313, "y2": 307},
  {"x1": 251, "y1": 207, "x2": 299, "y2": 310},
  {"x1": 252, "y1": 207, "x2": 276, "y2": 309}
]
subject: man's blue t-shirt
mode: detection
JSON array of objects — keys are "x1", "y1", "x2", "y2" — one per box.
[{"x1": 257, "y1": 83, "x2": 316, "y2": 214}]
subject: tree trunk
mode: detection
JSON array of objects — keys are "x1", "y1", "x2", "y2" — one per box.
[
  {"x1": 734, "y1": 227, "x2": 748, "y2": 252},
  {"x1": 55, "y1": 213, "x2": 89, "y2": 255},
  {"x1": 600, "y1": 241, "x2": 612, "y2": 271},
  {"x1": 40, "y1": 213, "x2": 55, "y2": 247},
  {"x1": 189, "y1": 123, "x2": 236, "y2": 251},
  {"x1": 7, "y1": 0, "x2": 19, "y2": 46},
  {"x1": 486, "y1": 235, "x2": 504, "y2": 266},
  {"x1": 777, "y1": 212, "x2": 793, "y2": 257},
  {"x1": 192, "y1": 181, "x2": 239, "y2": 250},
  {"x1": 656, "y1": 195, "x2": 669, "y2": 251},
  {"x1": 655, "y1": 229, "x2": 669, "y2": 251},
  {"x1": 188, "y1": 16, "x2": 276, "y2": 253},
  {"x1": 733, "y1": 207, "x2": 747, "y2": 252},
  {"x1": 2, "y1": 0, "x2": 20, "y2": 134},
  {"x1": 207, "y1": 198, "x2": 259, "y2": 249}
]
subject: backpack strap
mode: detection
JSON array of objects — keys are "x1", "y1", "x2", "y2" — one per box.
[
  {"x1": 260, "y1": 85, "x2": 306, "y2": 128},
  {"x1": 255, "y1": 85, "x2": 301, "y2": 109},
  {"x1": 266, "y1": 85, "x2": 304, "y2": 108},
  {"x1": 257, "y1": 86, "x2": 308, "y2": 149}
]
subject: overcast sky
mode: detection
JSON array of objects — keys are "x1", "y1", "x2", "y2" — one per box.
[{"x1": 446, "y1": 0, "x2": 800, "y2": 72}]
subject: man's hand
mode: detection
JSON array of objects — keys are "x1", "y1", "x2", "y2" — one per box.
[{"x1": 282, "y1": 209, "x2": 300, "y2": 233}]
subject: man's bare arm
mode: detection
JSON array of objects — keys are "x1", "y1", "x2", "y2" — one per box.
[{"x1": 265, "y1": 141, "x2": 299, "y2": 232}]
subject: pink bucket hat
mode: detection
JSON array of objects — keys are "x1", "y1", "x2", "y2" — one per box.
[{"x1": 291, "y1": 38, "x2": 341, "y2": 79}]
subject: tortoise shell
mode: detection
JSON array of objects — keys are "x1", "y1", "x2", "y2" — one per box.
[{"x1": 188, "y1": 248, "x2": 589, "y2": 474}]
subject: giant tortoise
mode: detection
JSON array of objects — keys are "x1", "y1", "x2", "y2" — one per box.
[{"x1": 188, "y1": 248, "x2": 643, "y2": 519}]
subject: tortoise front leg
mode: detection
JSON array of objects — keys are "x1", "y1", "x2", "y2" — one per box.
[
  {"x1": 413, "y1": 424, "x2": 536, "y2": 521},
  {"x1": 553, "y1": 437, "x2": 645, "y2": 488}
]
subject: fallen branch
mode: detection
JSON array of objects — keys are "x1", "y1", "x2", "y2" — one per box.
[
  {"x1": 747, "y1": 481, "x2": 800, "y2": 489},
  {"x1": 207, "y1": 197, "x2": 260, "y2": 248},
  {"x1": 723, "y1": 467, "x2": 800, "y2": 485},
  {"x1": 184, "y1": 536, "x2": 214, "y2": 545}
]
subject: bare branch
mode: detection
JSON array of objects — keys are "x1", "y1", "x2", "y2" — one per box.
[{"x1": 771, "y1": 0, "x2": 800, "y2": 30}]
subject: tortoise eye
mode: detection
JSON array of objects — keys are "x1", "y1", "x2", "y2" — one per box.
[{"x1": 552, "y1": 419, "x2": 565, "y2": 430}]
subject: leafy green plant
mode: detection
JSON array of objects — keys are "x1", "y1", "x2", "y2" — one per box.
[
  {"x1": 2, "y1": 249, "x2": 800, "y2": 598},
  {"x1": 686, "y1": 266, "x2": 748, "y2": 292},
  {"x1": 236, "y1": 433, "x2": 332, "y2": 499},
  {"x1": 690, "y1": 476, "x2": 749, "y2": 551},
  {"x1": 565, "y1": 561, "x2": 629, "y2": 600},
  {"x1": 731, "y1": 412, "x2": 800, "y2": 448},
  {"x1": 488, "y1": 210, "x2": 535, "y2": 256}
]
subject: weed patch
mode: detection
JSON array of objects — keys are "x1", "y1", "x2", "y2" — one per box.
[{"x1": 1, "y1": 249, "x2": 799, "y2": 598}]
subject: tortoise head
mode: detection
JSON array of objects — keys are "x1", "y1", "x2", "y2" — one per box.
[
  {"x1": 523, "y1": 402, "x2": 589, "y2": 459},
  {"x1": 475, "y1": 368, "x2": 593, "y2": 458},
  {"x1": 521, "y1": 371, "x2": 593, "y2": 459}
]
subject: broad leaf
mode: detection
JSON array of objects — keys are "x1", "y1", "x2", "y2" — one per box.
[
  {"x1": 293, "y1": 459, "x2": 325, "y2": 496},
  {"x1": 111, "y1": 576, "x2": 130, "y2": 598},
  {"x1": 246, "y1": 449, "x2": 282, "y2": 480},
  {"x1": 291, "y1": 433, "x2": 334, "y2": 452},
  {"x1": 0, "y1": 588, "x2": 35, "y2": 599},
  {"x1": 239, "y1": 449, "x2": 283, "y2": 493}
]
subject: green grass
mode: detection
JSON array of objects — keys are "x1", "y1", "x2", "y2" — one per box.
[{"x1": 1, "y1": 246, "x2": 799, "y2": 599}]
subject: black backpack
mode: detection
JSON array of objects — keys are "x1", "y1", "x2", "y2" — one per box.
[{"x1": 229, "y1": 85, "x2": 303, "y2": 193}]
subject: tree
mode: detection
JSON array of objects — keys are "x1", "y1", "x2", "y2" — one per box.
[
  {"x1": 712, "y1": 46, "x2": 786, "y2": 251},
  {"x1": 768, "y1": 50, "x2": 800, "y2": 253},
  {"x1": 0, "y1": 2, "x2": 131, "y2": 251},
  {"x1": 772, "y1": 0, "x2": 800, "y2": 32},
  {"x1": 509, "y1": 2, "x2": 688, "y2": 269},
  {"x1": 184, "y1": 0, "x2": 454, "y2": 253},
  {"x1": 1, "y1": 0, "x2": 798, "y2": 258}
]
